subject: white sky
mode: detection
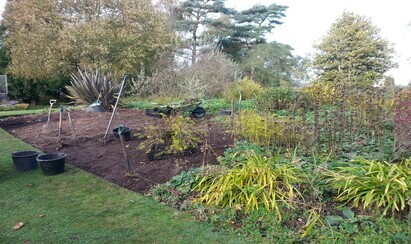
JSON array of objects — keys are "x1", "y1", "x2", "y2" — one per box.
[{"x1": 1, "y1": 0, "x2": 410, "y2": 85}]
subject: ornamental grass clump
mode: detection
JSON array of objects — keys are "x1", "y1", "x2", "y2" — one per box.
[
  {"x1": 325, "y1": 158, "x2": 411, "y2": 215},
  {"x1": 194, "y1": 153, "x2": 302, "y2": 219},
  {"x1": 235, "y1": 110, "x2": 311, "y2": 151}
]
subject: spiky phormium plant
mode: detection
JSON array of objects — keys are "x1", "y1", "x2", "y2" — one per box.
[{"x1": 66, "y1": 68, "x2": 122, "y2": 109}]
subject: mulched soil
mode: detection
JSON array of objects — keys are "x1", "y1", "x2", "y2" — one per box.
[{"x1": 0, "y1": 109, "x2": 233, "y2": 193}]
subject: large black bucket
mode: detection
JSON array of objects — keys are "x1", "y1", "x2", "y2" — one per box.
[
  {"x1": 11, "y1": 151, "x2": 39, "y2": 171},
  {"x1": 112, "y1": 127, "x2": 132, "y2": 141},
  {"x1": 191, "y1": 106, "x2": 206, "y2": 118},
  {"x1": 37, "y1": 153, "x2": 66, "y2": 176}
]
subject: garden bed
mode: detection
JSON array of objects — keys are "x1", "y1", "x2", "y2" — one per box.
[{"x1": 0, "y1": 109, "x2": 232, "y2": 193}]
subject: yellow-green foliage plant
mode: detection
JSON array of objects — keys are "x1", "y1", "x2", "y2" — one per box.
[
  {"x1": 168, "y1": 115, "x2": 203, "y2": 154},
  {"x1": 235, "y1": 110, "x2": 312, "y2": 151},
  {"x1": 139, "y1": 115, "x2": 204, "y2": 155},
  {"x1": 223, "y1": 77, "x2": 263, "y2": 101},
  {"x1": 254, "y1": 87, "x2": 296, "y2": 112},
  {"x1": 194, "y1": 153, "x2": 302, "y2": 219},
  {"x1": 0, "y1": 103, "x2": 30, "y2": 111},
  {"x1": 302, "y1": 81, "x2": 337, "y2": 105},
  {"x1": 325, "y1": 158, "x2": 411, "y2": 215}
]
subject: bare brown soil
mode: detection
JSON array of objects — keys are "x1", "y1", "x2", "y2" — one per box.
[{"x1": 0, "y1": 109, "x2": 232, "y2": 193}]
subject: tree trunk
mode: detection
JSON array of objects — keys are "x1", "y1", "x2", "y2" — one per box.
[{"x1": 192, "y1": 25, "x2": 198, "y2": 66}]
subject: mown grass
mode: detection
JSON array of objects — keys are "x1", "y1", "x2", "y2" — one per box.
[
  {"x1": 0, "y1": 109, "x2": 47, "y2": 117},
  {"x1": 0, "y1": 128, "x2": 249, "y2": 243}
]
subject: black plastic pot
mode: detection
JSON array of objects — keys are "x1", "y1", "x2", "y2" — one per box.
[
  {"x1": 219, "y1": 109, "x2": 232, "y2": 116},
  {"x1": 145, "y1": 106, "x2": 175, "y2": 118},
  {"x1": 191, "y1": 106, "x2": 206, "y2": 118},
  {"x1": 11, "y1": 151, "x2": 39, "y2": 171},
  {"x1": 145, "y1": 108, "x2": 162, "y2": 118},
  {"x1": 37, "y1": 153, "x2": 66, "y2": 176},
  {"x1": 112, "y1": 127, "x2": 132, "y2": 141}
]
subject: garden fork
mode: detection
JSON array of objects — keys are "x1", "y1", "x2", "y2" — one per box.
[
  {"x1": 57, "y1": 106, "x2": 63, "y2": 143},
  {"x1": 118, "y1": 125, "x2": 131, "y2": 174},
  {"x1": 99, "y1": 75, "x2": 127, "y2": 146},
  {"x1": 57, "y1": 106, "x2": 77, "y2": 143},
  {"x1": 65, "y1": 106, "x2": 77, "y2": 138}
]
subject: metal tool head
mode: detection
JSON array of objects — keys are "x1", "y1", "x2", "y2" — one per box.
[
  {"x1": 125, "y1": 172, "x2": 138, "y2": 178},
  {"x1": 42, "y1": 124, "x2": 53, "y2": 134},
  {"x1": 98, "y1": 138, "x2": 107, "y2": 146},
  {"x1": 43, "y1": 99, "x2": 56, "y2": 134}
]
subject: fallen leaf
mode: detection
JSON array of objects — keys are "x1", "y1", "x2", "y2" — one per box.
[{"x1": 13, "y1": 222, "x2": 25, "y2": 230}]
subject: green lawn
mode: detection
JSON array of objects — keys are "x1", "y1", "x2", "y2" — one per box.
[
  {"x1": 0, "y1": 109, "x2": 46, "y2": 117},
  {"x1": 0, "y1": 128, "x2": 249, "y2": 243}
]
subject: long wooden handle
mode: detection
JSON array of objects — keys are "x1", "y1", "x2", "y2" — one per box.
[
  {"x1": 119, "y1": 134, "x2": 131, "y2": 173},
  {"x1": 102, "y1": 75, "x2": 127, "y2": 140},
  {"x1": 58, "y1": 109, "x2": 62, "y2": 139},
  {"x1": 67, "y1": 111, "x2": 76, "y2": 137},
  {"x1": 46, "y1": 104, "x2": 53, "y2": 125}
]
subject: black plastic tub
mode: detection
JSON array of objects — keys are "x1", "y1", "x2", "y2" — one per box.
[
  {"x1": 145, "y1": 107, "x2": 174, "y2": 118},
  {"x1": 112, "y1": 127, "x2": 132, "y2": 141},
  {"x1": 11, "y1": 151, "x2": 39, "y2": 171},
  {"x1": 37, "y1": 153, "x2": 66, "y2": 176},
  {"x1": 191, "y1": 106, "x2": 206, "y2": 118},
  {"x1": 219, "y1": 109, "x2": 232, "y2": 116}
]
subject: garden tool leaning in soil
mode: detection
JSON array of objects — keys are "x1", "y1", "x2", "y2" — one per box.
[
  {"x1": 42, "y1": 99, "x2": 57, "y2": 134},
  {"x1": 57, "y1": 105, "x2": 77, "y2": 142},
  {"x1": 100, "y1": 75, "x2": 127, "y2": 145},
  {"x1": 65, "y1": 106, "x2": 77, "y2": 137},
  {"x1": 58, "y1": 106, "x2": 63, "y2": 142},
  {"x1": 118, "y1": 124, "x2": 133, "y2": 176}
]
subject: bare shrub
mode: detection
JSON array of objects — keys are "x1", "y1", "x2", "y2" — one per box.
[
  {"x1": 129, "y1": 57, "x2": 177, "y2": 98},
  {"x1": 393, "y1": 87, "x2": 411, "y2": 158},
  {"x1": 178, "y1": 49, "x2": 241, "y2": 98},
  {"x1": 129, "y1": 49, "x2": 240, "y2": 99}
]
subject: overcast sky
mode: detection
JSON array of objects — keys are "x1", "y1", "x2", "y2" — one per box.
[
  {"x1": 1, "y1": 0, "x2": 410, "y2": 85},
  {"x1": 226, "y1": 0, "x2": 411, "y2": 85}
]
